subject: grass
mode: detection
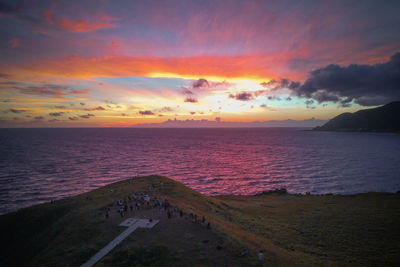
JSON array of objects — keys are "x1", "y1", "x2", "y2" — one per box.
[{"x1": 0, "y1": 175, "x2": 399, "y2": 266}]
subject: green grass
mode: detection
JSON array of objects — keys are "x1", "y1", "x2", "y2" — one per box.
[{"x1": 1, "y1": 175, "x2": 399, "y2": 266}]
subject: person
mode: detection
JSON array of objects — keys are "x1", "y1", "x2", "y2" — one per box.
[
  {"x1": 105, "y1": 211, "x2": 109, "y2": 219},
  {"x1": 164, "y1": 199, "x2": 170, "y2": 210},
  {"x1": 180, "y1": 210, "x2": 183, "y2": 217},
  {"x1": 167, "y1": 210, "x2": 171, "y2": 219},
  {"x1": 189, "y1": 208, "x2": 194, "y2": 218},
  {"x1": 201, "y1": 216, "x2": 206, "y2": 224},
  {"x1": 130, "y1": 205, "x2": 133, "y2": 212},
  {"x1": 119, "y1": 206, "x2": 124, "y2": 218},
  {"x1": 144, "y1": 194, "x2": 150, "y2": 205},
  {"x1": 258, "y1": 251, "x2": 264, "y2": 261},
  {"x1": 207, "y1": 222, "x2": 211, "y2": 229}
]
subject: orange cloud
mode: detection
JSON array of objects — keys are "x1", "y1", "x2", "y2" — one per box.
[
  {"x1": 43, "y1": 10, "x2": 117, "y2": 33},
  {"x1": 15, "y1": 53, "x2": 305, "y2": 81}
]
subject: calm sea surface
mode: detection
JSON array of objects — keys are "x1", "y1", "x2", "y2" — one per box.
[{"x1": 1, "y1": 128, "x2": 399, "y2": 214}]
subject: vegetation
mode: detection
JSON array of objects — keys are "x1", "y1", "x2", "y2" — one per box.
[{"x1": 1, "y1": 175, "x2": 399, "y2": 266}]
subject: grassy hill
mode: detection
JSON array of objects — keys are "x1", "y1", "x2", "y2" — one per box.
[
  {"x1": 314, "y1": 101, "x2": 400, "y2": 132},
  {"x1": 1, "y1": 175, "x2": 399, "y2": 266}
]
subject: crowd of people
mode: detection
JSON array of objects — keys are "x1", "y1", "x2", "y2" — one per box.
[
  {"x1": 104, "y1": 182, "x2": 265, "y2": 263},
  {"x1": 105, "y1": 186, "x2": 212, "y2": 230}
]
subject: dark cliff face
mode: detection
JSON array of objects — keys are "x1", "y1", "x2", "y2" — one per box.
[{"x1": 314, "y1": 102, "x2": 400, "y2": 132}]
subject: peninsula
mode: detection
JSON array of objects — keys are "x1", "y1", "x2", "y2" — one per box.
[{"x1": 1, "y1": 176, "x2": 399, "y2": 266}]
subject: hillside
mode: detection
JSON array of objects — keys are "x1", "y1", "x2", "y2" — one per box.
[
  {"x1": 1, "y1": 175, "x2": 399, "y2": 266},
  {"x1": 314, "y1": 102, "x2": 400, "y2": 132}
]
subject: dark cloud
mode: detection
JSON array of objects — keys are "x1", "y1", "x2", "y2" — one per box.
[
  {"x1": 260, "y1": 79, "x2": 300, "y2": 91},
  {"x1": 80, "y1": 102, "x2": 85, "y2": 106},
  {"x1": 305, "y1": 99, "x2": 316, "y2": 109},
  {"x1": 49, "y1": 112, "x2": 64, "y2": 117},
  {"x1": 182, "y1": 78, "x2": 231, "y2": 102},
  {"x1": 267, "y1": 96, "x2": 281, "y2": 101},
  {"x1": 0, "y1": 2, "x2": 22, "y2": 15},
  {"x1": 54, "y1": 105, "x2": 67, "y2": 109},
  {"x1": 260, "y1": 104, "x2": 278, "y2": 111},
  {"x1": 190, "y1": 112, "x2": 196, "y2": 115},
  {"x1": 0, "y1": 82, "x2": 89, "y2": 98},
  {"x1": 229, "y1": 92, "x2": 254, "y2": 101},
  {"x1": 139, "y1": 110, "x2": 155, "y2": 115},
  {"x1": 68, "y1": 117, "x2": 78, "y2": 121},
  {"x1": 9, "y1": 108, "x2": 26, "y2": 113},
  {"x1": 192, "y1": 78, "x2": 209, "y2": 89},
  {"x1": 184, "y1": 97, "x2": 198, "y2": 103},
  {"x1": 158, "y1": 106, "x2": 174, "y2": 112},
  {"x1": 291, "y1": 52, "x2": 400, "y2": 106},
  {"x1": 85, "y1": 106, "x2": 106, "y2": 111},
  {"x1": 79, "y1": 113, "x2": 95, "y2": 119},
  {"x1": 34, "y1": 116, "x2": 43, "y2": 120}
]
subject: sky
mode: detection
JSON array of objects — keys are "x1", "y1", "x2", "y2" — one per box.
[{"x1": 0, "y1": 0, "x2": 399, "y2": 127}]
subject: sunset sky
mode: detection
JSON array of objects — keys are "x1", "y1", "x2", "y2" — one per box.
[{"x1": 1, "y1": 0, "x2": 399, "y2": 127}]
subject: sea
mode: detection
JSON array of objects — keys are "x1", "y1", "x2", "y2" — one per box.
[{"x1": 1, "y1": 128, "x2": 399, "y2": 215}]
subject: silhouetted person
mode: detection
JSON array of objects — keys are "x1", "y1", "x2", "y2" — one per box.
[
  {"x1": 258, "y1": 251, "x2": 264, "y2": 261},
  {"x1": 190, "y1": 208, "x2": 194, "y2": 218}
]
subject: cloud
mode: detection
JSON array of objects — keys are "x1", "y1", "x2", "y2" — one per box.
[
  {"x1": 79, "y1": 113, "x2": 95, "y2": 119},
  {"x1": 85, "y1": 106, "x2": 105, "y2": 111},
  {"x1": 192, "y1": 78, "x2": 209, "y2": 89},
  {"x1": 158, "y1": 106, "x2": 174, "y2": 112},
  {"x1": 182, "y1": 88, "x2": 194, "y2": 95},
  {"x1": 68, "y1": 117, "x2": 78, "y2": 121},
  {"x1": 49, "y1": 112, "x2": 64, "y2": 117},
  {"x1": 0, "y1": 82, "x2": 89, "y2": 98},
  {"x1": 229, "y1": 92, "x2": 254, "y2": 101},
  {"x1": 139, "y1": 110, "x2": 154, "y2": 115},
  {"x1": 34, "y1": 116, "x2": 43, "y2": 120},
  {"x1": 80, "y1": 102, "x2": 85, "y2": 105},
  {"x1": 184, "y1": 97, "x2": 198, "y2": 103},
  {"x1": 0, "y1": 2, "x2": 22, "y2": 15},
  {"x1": 9, "y1": 108, "x2": 26, "y2": 114},
  {"x1": 43, "y1": 10, "x2": 117, "y2": 33},
  {"x1": 260, "y1": 78, "x2": 300, "y2": 91},
  {"x1": 305, "y1": 100, "x2": 316, "y2": 109},
  {"x1": 13, "y1": 55, "x2": 279, "y2": 79},
  {"x1": 291, "y1": 52, "x2": 400, "y2": 106},
  {"x1": 54, "y1": 105, "x2": 67, "y2": 109},
  {"x1": 9, "y1": 39, "x2": 19, "y2": 48}
]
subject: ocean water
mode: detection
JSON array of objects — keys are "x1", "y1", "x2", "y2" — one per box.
[{"x1": 0, "y1": 128, "x2": 399, "y2": 214}]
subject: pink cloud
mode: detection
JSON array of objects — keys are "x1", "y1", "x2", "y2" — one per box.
[
  {"x1": 43, "y1": 10, "x2": 117, "y2": 33},
  {"x1": 9, "y1": 39, "x2": 19, "y2": 48}
]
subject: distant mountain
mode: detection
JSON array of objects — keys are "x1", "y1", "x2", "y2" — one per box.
[
  {"x1": 131, "y1": 117, "x2": 327, "y2": 128},
  {"x1": 314, "y1": 102, "x2": 400, "y2": 132}
]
